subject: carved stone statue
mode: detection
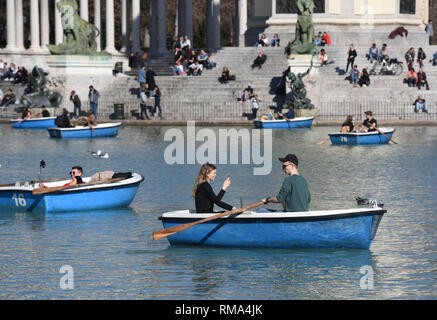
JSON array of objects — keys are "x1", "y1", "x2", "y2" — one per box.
[
  {"x1": 47, "y1": 0, "x2": 105, "y2": 55},
  {"x1": 283, "y1": 59, "x2": 315, "y2": 110},
  {"x1": 21, "y1": 66, "x2": 62, "y2": 108},
  {"x1": 291, "y1": 0, "x2": 316, "y2": 55}
]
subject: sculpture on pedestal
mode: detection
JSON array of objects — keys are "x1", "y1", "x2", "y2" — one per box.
[
  {"x1": 21, "y1": 66, "x2": 63, "y2": 108},
  {"x1": 290, "y1": 0, "x2": 316, "y2": 55},
  {"x1": 283, "y1": 59, "x2": 315, "y2": 110},
  {"x1": 47, "y1": 0, "x2": 105, "y2": 55}
]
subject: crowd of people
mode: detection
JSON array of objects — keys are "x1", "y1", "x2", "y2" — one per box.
[
  {"x1": 404, "y1": 47, "x2": 431, "y2": 90},
  {"x1": 170, "y1": 35, "x2": 216, "y2": 76},
  {"x1": 0, "y1": 59, "x2": 29, "y2": 85}
]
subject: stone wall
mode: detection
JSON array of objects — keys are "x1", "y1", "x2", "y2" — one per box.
[{"x1": 431, "y1": 0, "x2": 437, "y2": 45}]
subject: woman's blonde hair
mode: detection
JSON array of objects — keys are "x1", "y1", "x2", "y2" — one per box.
[{"x1": 192, "y1": 163, "x2": 216, "y2": 198}]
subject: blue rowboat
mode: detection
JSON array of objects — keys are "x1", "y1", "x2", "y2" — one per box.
[
  {"x1": 329, "y1": 128, "x2": 395, "y2": 145},
  {"x1": 10, "y1": 117, "x2": 56, "y2": 129},
  {"x1": 0, "y1": 173, "x2": 143, "y2": 213},
  {"x1": 254, "y1": 116, "x2": 314, "y2": 129},
  {"x1": 159, "y1": 207, "x2": 386, "y2": 249},
  {"x1": 48, "y1": 122, "x2": 121, "y2": 138}
]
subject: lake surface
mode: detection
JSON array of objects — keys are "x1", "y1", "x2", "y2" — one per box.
[{"x1": 0, "y1": 124, "x2": 436, "y2": 299}]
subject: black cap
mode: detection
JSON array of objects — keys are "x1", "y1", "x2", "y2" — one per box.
[{"x1": 278, "y1": 154, "x2": 298, "y2": 166}]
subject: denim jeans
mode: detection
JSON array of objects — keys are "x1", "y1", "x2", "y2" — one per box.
[
  {"x1": 350, "y1": 74, "x2": 359, "y2": 85},
  {"x1": 415, "y1": 102, "x2": 428, "y2": 112},
  {"x1": 90, "y1": 102, "x2": 98, "y2": 117},
  {"x1": 74, "y1": 103, "x2": 81, "y2": 118}
]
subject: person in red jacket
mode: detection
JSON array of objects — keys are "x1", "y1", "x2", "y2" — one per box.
[{"x1": 321, "y1": 32, "x2": 331, "y2": 46}]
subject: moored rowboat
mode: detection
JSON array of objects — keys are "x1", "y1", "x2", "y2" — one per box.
[
  {"x1": 47, "y1": 122, "x2": 121, "y2": 138},
  {"x1": 329, "y1": 128, "x2": 395, "y2": 145},
  {"x1": 0, "y1": 173, "x2": 143, "y2": 213},
  {"x1": 254, "y1": 116, "x2": 314, "y2": 129},
  {"x1": 159, "y1": 207, "x2": 386, "y2": 249},
  {"x1": 9, "y1": 117, "x2": 56, "y2": 129}
]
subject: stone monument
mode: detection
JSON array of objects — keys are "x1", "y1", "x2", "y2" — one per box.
[
  {"x1": 21, "y1": 66, "x2": 63, "y2": 109},
  {"x1": 47, "y1": 0, "x2": 106, "y2": 56},
  {"x1": 284, "y1": 0, "x2": 319, "y2": 116}
]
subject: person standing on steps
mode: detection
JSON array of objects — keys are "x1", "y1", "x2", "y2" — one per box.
[{"x1": 88, "y1": 86, "x2": 100, "y2": 118}]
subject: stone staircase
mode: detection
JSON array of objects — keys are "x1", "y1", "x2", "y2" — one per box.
[
  {"x1": 2, "y1": 42, "x2": 436, "y2": 121},
  {"x1": 316, "y1": 44, "x2": 437, "y2": 120}
]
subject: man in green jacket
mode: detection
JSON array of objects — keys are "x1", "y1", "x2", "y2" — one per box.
[{"x1": 262, "y1": 154, "x2": 311, "y2": 212}]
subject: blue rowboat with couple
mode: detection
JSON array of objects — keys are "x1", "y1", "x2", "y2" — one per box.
[
  {"x1": 158, "y1": 205, "x2": 386, "y2": 249},
  {"x1": 0, "y1": 173, "x2": 143, "y2": 213},
  {"x1": 254, "y1": 116, "x2": 314, "y2": 129},
  {"x1": 329, "y1": 127, "x2": 395, "y2": 145},
  {"x1": 9, "y1": 117, "x2": 56, "y2": 129},
  {"x1": 48, "y1": 122, "x2": 121, "y2": 138}
]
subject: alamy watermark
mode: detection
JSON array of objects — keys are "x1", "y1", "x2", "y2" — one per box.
[
  {"x1": 163, "y1": 121, "x2": 272, "y2": 175},
  {"x1": 360, "y1": 265, "x2": 374, "y2": 289},
  {"x1": 59, "y1": 265, "x2": 74, "y2": 290}
]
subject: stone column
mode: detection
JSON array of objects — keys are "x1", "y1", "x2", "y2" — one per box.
[
  {"x1": 157, "y1": 0, "x2": 167, "y2": 55},
  {"x1": 149, "y1": 0, "x2": 158, "y2": 55},
  {"x1": 212, "y1": 0, "x2": 221, "y2": 50},
  {"x1": 55, "y1": 0, "x2": 63, "y2": 45},
  {"x1": 81, "y1": 0, "x2": 89, "y2": 21},
  {"x1": 121, "y1": 0, "x2": 130, "y2": 53},
  {"x1": 236, "y1": 0, "x2": 247, "y2": 47},
  {"x1": 29, "y1": 0, "x2": 41, "y2": 51},
  {"x1": 185, "y1": 0, "x2": 193, "y2": 45},
  {"x1": 94, "y1": 0, "x2": 101, "y2": 51},
  {"x1": 6, "y1": 0, "x2": 16, "y2": 51},
  {"x1": 15, "y1": 0, "x2": 25, "y2": 51},
  {"x1": 105, "y1": 0, "x2": 117, "y2": 54},
  {"x1": 206, "y1": 0, "x2": 213, "y2": 50},
  {"x1": 41, "y1": 0, "x2": 50, "y2": 47},
  {"x1": 178, "y1": 0, "x2": 186, "y2": 37},
  {"x1": 132, "y1": 0, "x2": 141, "y2": 53}
]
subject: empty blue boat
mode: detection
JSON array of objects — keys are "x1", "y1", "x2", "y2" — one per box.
[
  {"x1": 48, "y1": 122, "x2": 121, "y2": 138},
  {"x1": 0, "y1": 173, "x2": 143, "y2": 213},
  {"x1": 254, "y1": 117, "x2": 314, "y2": 129},
  {"x1": 10, "y1": 117, "x2": 56, "y2": 129},
  {"x1": 159, "y1": 207, "x2": 386, "y2": 249},
  {"x1": 329, "y1": 128, "x2": 395, "y2": 145}
]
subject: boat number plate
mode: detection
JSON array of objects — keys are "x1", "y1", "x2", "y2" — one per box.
[{"x1": 12, "y1": 193, "x2": 26, "y2": 207}]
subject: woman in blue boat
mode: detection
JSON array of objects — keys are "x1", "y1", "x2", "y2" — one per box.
[
  {"x1": 341, "y1": 115, "x2": 354, "y2": 133},
  {"x1": 192, "y1": 163, "x2": 236, "y2": 213}
]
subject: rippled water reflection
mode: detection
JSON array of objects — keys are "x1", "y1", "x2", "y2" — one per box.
[{"x1": 0, "y1": 125, "x2": 436, "y2": 299}]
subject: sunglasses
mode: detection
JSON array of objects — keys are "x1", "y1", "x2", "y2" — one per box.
[{"x1": 282, "y1": 164, "x2": 291, "y2": 170}]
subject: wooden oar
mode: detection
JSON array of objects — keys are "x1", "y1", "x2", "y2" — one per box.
[
  {"x1": 371, "y1": 124, "x2": 397, "y2": 144},
  {"x1": 153, "y1": 201, "x2": 265, "y2": 241},
  {"x1": 87, "y1": 119, "x2": 98, "y2": 137},
  {"x1": 32, "y1": 177, "x2": 124, "y2": 195},
  {"x1": 281, "y1": 114, "x2": 305, "y2": 129}
]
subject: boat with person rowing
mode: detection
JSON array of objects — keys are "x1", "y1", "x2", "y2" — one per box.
[
  {"x1": 328, "y1": 127, "x2": 395, "y2": 145},
  {"x1": 9, "y1": 117, "x2": 57, "y2": 129},
  {"x1": 0, "y1": 172, "x2": 143, "y2": 213},
  {"x1": 254, "y1": 116, "x2": 314, "y2": 129},
  {"x1": 157, "y1": 202, "x2": 386, "y2": 249},
  {"x1": 47, "y1": 122, "x2": 121, "y2": 138}
]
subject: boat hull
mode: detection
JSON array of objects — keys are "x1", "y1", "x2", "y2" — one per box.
[
  {"x1": 160, "y1": 208, "x2": 386, "y2": 249},
  {"x1": 48, "y1": 123, "x2": 121, "y2": 138},
  {"x1": 254, "y1": 117, "x2": 314, "y2": 129},
  {"x1": 329, "y1": 128, "x2": 395, "y2": 145},
  {"x1": 0, "y1": 174, "x2": 143, "y2": 213},
  {"x1": 10, "y1": 117, "x2": 56, "y2": 129}
]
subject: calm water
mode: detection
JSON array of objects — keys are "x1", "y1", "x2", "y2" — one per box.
[{"x1": 0, "y1": 124, "x2": 436, "y2": 299}]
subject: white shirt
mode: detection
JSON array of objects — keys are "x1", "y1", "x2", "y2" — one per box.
[
  {"x1": 251, "y1": 98, "x2": 260, "y2": 109},
  {"x1": 140, "y1": 92, "x2": 147, "y2": 104}
]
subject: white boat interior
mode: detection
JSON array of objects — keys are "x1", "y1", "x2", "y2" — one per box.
[{"x1": 0, "y1": 172, "x2": 143, "y2": 192}]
